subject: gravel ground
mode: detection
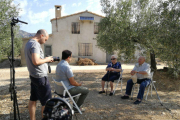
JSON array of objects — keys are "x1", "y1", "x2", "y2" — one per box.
[{"x1": 0, "y1": 66, "x2": 180, "y2": 120}]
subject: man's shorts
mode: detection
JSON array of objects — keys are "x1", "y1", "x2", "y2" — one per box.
[
  {"x1": 30, "y1": 76, "x2": 52, "y2": 106},
  {"x1": 102, "y1": 72, "x2": 120, "y2": 82}
]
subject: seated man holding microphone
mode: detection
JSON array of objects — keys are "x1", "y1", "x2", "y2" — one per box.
[
  {"x1": 121, "y1": 56, "x2": 151, "y2": 104},
  {"x1": 99, "y1": 55, "x2": 122, "y2": 96},
  {"x1": 55, "y1": 50, "x2": 89, "y2": 112}
]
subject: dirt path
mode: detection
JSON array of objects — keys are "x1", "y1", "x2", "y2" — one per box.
[{"x1": 0, "y1": 66, "x2": 180, "y2": 120}]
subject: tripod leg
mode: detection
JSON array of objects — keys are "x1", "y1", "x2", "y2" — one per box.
[
  {"x1": 151, "y1": 81, "x2": 163, "y2": 105},
  {"x1": 121, "y1": 79, "x2": 123, "y2": 93},
  {"x1": 15, "y1": 94, "x2": 21, "y2": 120}
]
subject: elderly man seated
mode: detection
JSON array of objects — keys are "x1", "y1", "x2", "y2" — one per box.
[
  {"x1": 99, "y1": 55, "x2": 122, "y2": 96},
  {"x1": 121, "y1": 56, "x2": 151, "y2": 104},
  {"x1": 55, "y1": 50, "x2": 89, "y2": 112}
]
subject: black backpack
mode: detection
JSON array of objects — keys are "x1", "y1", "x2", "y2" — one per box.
[{"x1": 42, "y1": 98, "x2": 73, "y2": 120}]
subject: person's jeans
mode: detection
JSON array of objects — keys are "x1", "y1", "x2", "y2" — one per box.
[
  {"x1": 68, "y1": 86, "x2": 89, "y2": 107},
  {"x1": 125, "y1": 79, "x2": 151, "y2": 100}
]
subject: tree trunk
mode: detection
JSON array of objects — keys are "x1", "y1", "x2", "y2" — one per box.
[{"x1": 150, "y1": 51, "x2": 157, "y2": 71}]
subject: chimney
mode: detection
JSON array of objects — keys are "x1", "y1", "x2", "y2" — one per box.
[{"x1": 55, "y1": 5, "x2": 62, "y2": 18}]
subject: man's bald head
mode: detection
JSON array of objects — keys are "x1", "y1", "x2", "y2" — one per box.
[
  {"x1": 138, "y1": 56, "x2": 146, "y2": 65},
  {"x1": 35, "y1": 29, "x2": 49, "y2": 44},
  {"x1": 36, "y1": 29, "x2": 48, "y2": 37}
]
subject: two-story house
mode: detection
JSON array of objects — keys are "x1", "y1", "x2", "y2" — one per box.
[
  {"x1": 21, "y1": 5, "x2": 109, "y2": 66},
  {"x1": 44, "y1": 5, "x2": 109, "y2": 65}
]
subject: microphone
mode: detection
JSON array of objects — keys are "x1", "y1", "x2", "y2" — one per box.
[{"x1": 12, "y1": 17, "x2": 28, "y2": 24}]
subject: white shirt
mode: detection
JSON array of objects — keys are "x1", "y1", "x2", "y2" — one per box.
[
  {"x1": 133, "y1": 62, "x2": 151, "y2": 79},
  {"x1": 55, "y1": 60, "x2": 75, "y2": 94}
]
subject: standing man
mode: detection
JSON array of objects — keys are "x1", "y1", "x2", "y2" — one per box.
[
  {"x1": 121, "y1": 56, "x2": 151, "y2": 104},
  {"x1": 24, "y1": 29, "x2": 54, "y2": 120}
]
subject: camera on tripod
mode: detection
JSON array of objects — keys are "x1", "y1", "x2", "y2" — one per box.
[{"x1": 52, "y1": 56, "x2": 60, "y2": 61}]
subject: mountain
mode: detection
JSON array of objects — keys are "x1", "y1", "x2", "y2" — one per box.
[{"x1": 19, "y1": 30, "x2": 36, "y2": 38}]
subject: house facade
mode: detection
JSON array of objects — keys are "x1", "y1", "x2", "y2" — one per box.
[
  {"x1": 21, "y1": 5, "x2": 143, "y2": 66},
  {"x1": 45, "y1": 5, "x2": 107, "y2": 64},
  {"x1": 21, "y1": 5, "x2": 108, "y2": 66}
]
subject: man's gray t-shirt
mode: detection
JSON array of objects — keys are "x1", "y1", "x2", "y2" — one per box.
[
  {"x1": 55, "y1": 60, "x2": 74, "y2": 94},
  {"x1": 24, "y1": 39, "x2": 48, "y2": 78}
]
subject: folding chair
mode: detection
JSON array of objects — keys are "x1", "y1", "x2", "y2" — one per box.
[
  {"x1": 145, "y1": 72, "x2": 155, "y2": 100},
  {"x1": 145, "y1": 72, "x2": 163, "y2": 103},
  {"x1": 52, "y1": 77, "x2": 82, "y2": 114},
  {"x1": 104, "y1": 69, "x2": 123, "y2": 95},
  {"x1": 131, "y1": 72, "x2": 154, "y2": 100},
  {"x1": 113, "y1": 69, "x2": 124, "y2": 95}
]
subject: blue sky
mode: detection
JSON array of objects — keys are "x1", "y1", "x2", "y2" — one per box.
[{"x1": 13, "y1": 0, "x2": 104, "y2": 34}]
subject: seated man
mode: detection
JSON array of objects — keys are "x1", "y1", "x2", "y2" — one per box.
[
  {"x1": 121, "y1": 56, "x2": 151, "y2": 104},
  {"x1": 99, "y1": 55, "x2": 122, "y2": 96},
  {"x1": 55, "y1": 50, "x2": 89, "y2": 112}
]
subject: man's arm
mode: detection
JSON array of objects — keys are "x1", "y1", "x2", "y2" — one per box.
[
  {"x1": 110, "y1": 68, "x2": 121, "y2": 72},
  {"x1": 131, "y1": 70, "x2": 148, "y2": 75},
  {"x1": 106, "y1": 67, "x2": 112, "y2": 71},
  {"x1": 111, "y1": 62, "x2": 121, "y2": 72},
  {"x1": 32, "y1": 53, "x2": 53, "y2": 66},
  {"x1": 69, "y1": 77, "x2": 82, "y2": 86}
]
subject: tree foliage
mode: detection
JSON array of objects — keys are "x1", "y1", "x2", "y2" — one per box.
[
  {"x1": 0, "y1": 0, "x2": 21, "y2": 61},
  {"x1": 156, "y1": 0, "x2": 180, "y2": 76},
  {"x1": 97, "y1": 0, "x2": 180, "y2": 77}
]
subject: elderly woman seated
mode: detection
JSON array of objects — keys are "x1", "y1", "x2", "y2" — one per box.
[{"x1": 99, "y1": 55, "x2": 122, "y2": 96}]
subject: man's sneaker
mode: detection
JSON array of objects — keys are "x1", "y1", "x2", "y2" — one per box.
[
  {"x1": 109, "y1": 92, "x2": 113, "y2": 96},
  {"x1": 121, "y1": 95, "x2": 129, "y2": 99},
  {"x1": 134, "y1": 100, "x2": 141, "y2": 104},
  {"x1": 99, "y1": 91, "x2": 105, "y2": 94}
]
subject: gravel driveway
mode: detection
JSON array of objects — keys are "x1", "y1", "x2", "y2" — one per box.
[{"x1": 0, "y1": 65, "x2": 180, "y2": 120}]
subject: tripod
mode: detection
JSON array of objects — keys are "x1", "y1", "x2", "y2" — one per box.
[{"x1": 8, "y1": 18, "x2": 28, "y2": 120}]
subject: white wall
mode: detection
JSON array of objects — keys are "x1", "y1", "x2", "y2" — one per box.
[{"x1": 49, "y1": 12, "x2": 106, "y2": 64}]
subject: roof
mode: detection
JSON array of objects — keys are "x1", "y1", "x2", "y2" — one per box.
[{"x1": 50, "y1": 10, "x2": 105, "y2": 22}]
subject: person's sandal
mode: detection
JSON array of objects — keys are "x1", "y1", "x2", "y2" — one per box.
[
  {"x1": 109, "y1": 92, "x2": 113, "y2": 96},
  {"x1": 99, "y1": 91, "x2": 105, "y2": 94},
  {"x1": 121, "y1": 95, "x2": 129, "y2": 99},
  {"x1": 134, "y1": 100, "x2": 141, "y2": 104}
]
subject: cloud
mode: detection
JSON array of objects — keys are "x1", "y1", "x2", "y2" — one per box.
[
  {"x1": 33, "y1": 0, "x2": 49, "y2": 7},
  {"x1": 72, "y1": 2, "x2": 82, "y2": 7},
  {"x1": 13, "y1": 0, "x2": 28, "y2": 16},
  {"x1": 86, "y1": 0, "x2": 96, "y2": 9},
  {"x1": 86, "y1": 0, "x2": 105, "y2": 16},
  {"x1": 28, "y1": 8, "x2": 54, "y2": 24},
  {"x1": 61, "y1": 4, "x2": 67, "y2": 16},
  {"x1": 78, "y1": 2, "x2": 82, "y2": 6},
  {"x1": 72, "y1": 3, "x2": 77, "y2": 7}
]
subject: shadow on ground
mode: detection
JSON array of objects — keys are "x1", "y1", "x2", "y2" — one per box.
[{"x1": 0, "y1": 71, "x2": 180, "y2": 120}]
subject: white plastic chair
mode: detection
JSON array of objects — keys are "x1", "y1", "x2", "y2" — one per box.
[
  {"x1": 52, "y1": 77, "x2": 82, "y2": 114},
  {"x1": 104, "y1": 69, "x2": 123, "y2": 95},
  {"x1": 131, "y1": 72, "x2": 154, "y2": 100},
  {"x1": 113, "y1": 69, "x2": 124, "y2": 95}
]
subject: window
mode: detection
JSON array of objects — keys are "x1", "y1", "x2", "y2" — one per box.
[
  {"x1": 78, "y1": 43, "x2": 93, "y2": 56},
  {"x1": 72, "y1": 22, "x2": 80, "y2": 34},
  {"x1": 94, "y1": 22, "x2": 99, "y2": 34},
  {"x1": 44, "y1": 45, "x2": 52, "y2": 56}
]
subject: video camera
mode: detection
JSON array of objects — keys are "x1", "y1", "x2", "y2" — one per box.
[
  {"x1": 52, "y1": 56, "x2": 60, "y2": 62},
  {"x1": 47, "y1": 55, "x2": 60, "y2": 73}
]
